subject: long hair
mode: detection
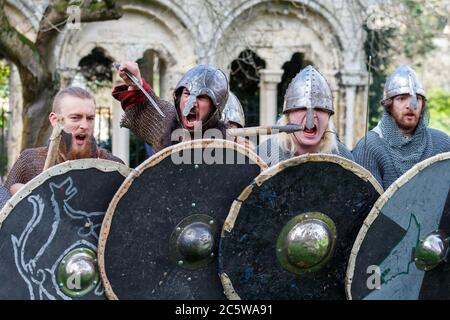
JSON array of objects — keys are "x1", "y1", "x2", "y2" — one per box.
[{"x1": 276, "y1": 112, "x2": 338, "y2": 157}]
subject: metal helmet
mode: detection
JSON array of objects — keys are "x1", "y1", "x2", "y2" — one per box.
[
  {"x1": 283, "y1": 65, "x2": 334, "y2": 129},
  {"x1": 175, "y1": 65, "x2": 229, "y2": 119},
  {"x1": 382, "y1": 65, "x2": 426, "y2": 111},
  {"x1": 221, "y1": 92, "x2": 245, "y2": 128}
]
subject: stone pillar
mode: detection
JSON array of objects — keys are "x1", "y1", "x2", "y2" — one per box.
[
  {"x1": 341, "y1": 72, "x2": 368, "y2": 148},
  {"x1": 344, "y1": 85, "x2": 356, "y2": 148},
  {"x1": 259, "y1": 69, "x2": 283, "y2": 126},
  {"x1": 111, "y1": 70, "x2": 130, "y2": 166}
]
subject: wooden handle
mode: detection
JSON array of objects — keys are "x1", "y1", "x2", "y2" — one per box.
[
  {"x1": 227, "y1": 124, "x2": 303, "y2": 137},
  {"x1": 43, "y1": 117, "x2": 65, "y2": 170}
]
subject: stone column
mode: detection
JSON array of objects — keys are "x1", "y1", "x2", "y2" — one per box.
[
  {"x1": 344, "y1": 85, "x2": 356, "y2": 148},
  {"x1": 111, "y1": 70, "x2": 130, "y2": 166},
  {"x1": 341, "y1": 72, "x2": 368, "y2": 148},
  {"x1": 259, "y1": 69, "x2": 283, "y2": 126}
]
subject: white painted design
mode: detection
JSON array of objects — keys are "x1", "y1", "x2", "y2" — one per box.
[{"x1": 11, "y1": 177, "x2": 104, "y2": 300}]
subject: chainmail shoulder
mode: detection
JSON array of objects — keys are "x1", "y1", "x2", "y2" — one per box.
[
  {"x1": 352, "y1": 115, "x2": 449, "y2": 190},
  {"x1": 120, "y1": 89, "x2": 178, "y2": 152},
  {"x1": 98, "y1": 148, "x2": 125, "y2": 164},
  {"x1": 4, "y1": 147, "x2": 48, "y2": 190},
  {"x1": 5, "y1": 146, "x2": 125, "y2": 191},
  {"x1": 335, "y1": 140, "x2": 355, "y2": 161}
]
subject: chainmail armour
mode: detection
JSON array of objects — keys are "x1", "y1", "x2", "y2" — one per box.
[
  {"x1": 119, "y1": 87, "x2": 179, "y2": 152},
  {"x1": 4, "y1": 146, "x2": 123, "y2": 192},
  {"x1": 115, "y1": 82, "x2": 228, "y2": 153},
  {"x1": 352, "y1": 111, "x2": 450, "y2": 190}
]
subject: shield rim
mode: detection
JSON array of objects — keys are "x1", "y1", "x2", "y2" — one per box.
[
  {"x1": 0, "y1": 159, "x2": 131, "y2": 225},
  {"x1": 219, "y1": 153, "x2": 383, "y2": 300},
  {"x1": 345, "y1": 151, "x2": 450, "y2": 300},
  {"x1": 97, "y1": 138, "x2": 267, "y2": 300}
]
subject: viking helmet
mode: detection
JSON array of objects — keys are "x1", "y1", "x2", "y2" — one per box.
[
  {"x1": 382, "y1": 65, "x2": 426, "y2": 111},
  {"x1": 175, "y1": 65, "x2": 229, "y2": 119},
  {"x1": 283, "y1": 65, "x2": 333, "y2": 129},
  {"x1": 221, "y1": 92, "x2": 245, "y2": 128}
]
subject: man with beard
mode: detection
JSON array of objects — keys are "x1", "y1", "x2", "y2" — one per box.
[
  {"x1": 4, "y1": 86, "x2": 123, "y2": 196},
  {"x1": 353, "y1": 65, "x2": 450, "y2": 190},
  {"x1": 112, "y1": 62, "x2": 229, "y2": 152}
]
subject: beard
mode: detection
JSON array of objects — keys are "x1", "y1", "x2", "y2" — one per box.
[
  {"x1": 394, "y1": 114, "x2": 420, "y2": 132},
  {"x1": 58, "y1": 132, "x2": 96, "y2": 161}
]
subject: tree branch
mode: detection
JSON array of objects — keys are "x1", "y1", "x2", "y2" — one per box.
[
  {"x1": 36, "y1": 0, "x2": 123, "y2": 49},
  {"x1": 0, "y1": 0, "x2": 46, "y2": 84}
]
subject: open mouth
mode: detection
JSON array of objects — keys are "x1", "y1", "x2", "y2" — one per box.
[
  {"x1": 303, "y1": 125, "x2": 317, "y2": 135},
  {"x1": 185, "y1": 109, "x2": 198, "y2": 127},
  {"x1": 74, "y1": 133, "x2": 87, "y2": 145}
]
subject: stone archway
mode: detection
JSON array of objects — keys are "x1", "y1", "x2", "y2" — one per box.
[
  {"x1": 229, "y1": 49, "x2": 266, "y2": 127},
  {"x1": 53, "y1": 3, "x2": 198, "y2": 165},
  {"x1": 214, "y1": 0, "x2": 368, "y2": 146},
  {"x1": 276, "y1": 52, "x2": 312, "y2": 115}
]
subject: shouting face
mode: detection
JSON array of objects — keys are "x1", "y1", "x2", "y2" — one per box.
[
  {"x1": 49, "y1": 95, "x2": 96, "y2": 159},
  {"x1": 179, "y1": 88, "x2": 214, "y2": 130},
  {"x1": 288, "y1": 108, "x2": 331, "y2": 149}
]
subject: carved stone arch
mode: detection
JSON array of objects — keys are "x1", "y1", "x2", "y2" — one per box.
[
  {"x1": 213, "y1": 0, "x2": 367, "y2": 145},
  {"x1": 4, "y1": 0, "x2": 41, "y2": 40},
  {"x1": 54, "y1": 2, "x2": 198, "y2": 100}
]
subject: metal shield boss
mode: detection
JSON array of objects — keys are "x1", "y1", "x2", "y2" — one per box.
[
  {"x1": 99, "y1": 139, "x2": 266, "y2": 299},
  {"x1": 347, "y1": 152, "x2": 450, "y2": 300},
  {"x1": 219, "y1": 155, "x2": 382, "y2": 299}
]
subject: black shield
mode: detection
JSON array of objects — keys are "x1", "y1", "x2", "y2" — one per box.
[
  {"x1": 347, "y1": 152, "x2": 450, "y2": 300},
  {"x1": 219, "y1": 154, "x2": 382, "y2": 299},
  {"x1": 99, "y1": 139, "x2": 266, "y2": 299},
  {"x1": 0, "y1": 159, "x2": 130, "y2": 300}
]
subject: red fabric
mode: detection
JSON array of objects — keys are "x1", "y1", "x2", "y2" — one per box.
[{"x1": 112, "y1": 78, "x2": 151, "y2": 110}]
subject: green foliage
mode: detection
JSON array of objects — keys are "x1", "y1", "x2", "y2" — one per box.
[
  {"x1": 0, "y1": 61, "x2": 10, "y2": 101},
  {"x1": 401, "y1": 0, "x2": 445, "y2": 60},
  {"x1": 363, "y1": 0, "x2": 447, "y2": 128},
  {"x1": 427, "y1": 88, "x2": 450, "y2": 135},
  {"x1": 364, "y1": 26, "x2": 393, "y2": 129}
]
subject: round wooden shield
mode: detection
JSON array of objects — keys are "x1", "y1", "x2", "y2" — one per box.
[
  {"x1": 347, "y1": 152, "x2": 450, "y2": 300},
  {"x1": 0, "y1": 159, "x2": 130, "y2": 300},
  {"x1": 219, "y1": 154, "x2": 383, "y2": 300},
  {"x1": 99, "y1": 139, "x2": 267, "y2": 300}
]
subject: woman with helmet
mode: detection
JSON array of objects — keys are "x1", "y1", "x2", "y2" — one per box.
[{"x1": 258, "y1": 65, "x2": 354, "y2": 166}]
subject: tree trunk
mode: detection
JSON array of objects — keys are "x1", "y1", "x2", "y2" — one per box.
[
  {"x1": 6, "y1": 62, "x2": 22, "y2": 171},
  {"x1": 22, "y1": 84, "x2": 59, "y2": 148}
]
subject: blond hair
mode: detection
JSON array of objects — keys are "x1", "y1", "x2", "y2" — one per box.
[{"x1": 275, "y1": 113, "x2": 338, "y2": 157}]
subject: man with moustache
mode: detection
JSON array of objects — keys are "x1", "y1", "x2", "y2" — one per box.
[
  {"x1": 4, "y1": 86, "x2": 123, "y2": 196},
  {"x1": 353, "y1": 65, "x2": 450, "y2": 190},
  {"x1": 112, "y1": 62, "x2": 229, "y2": 152}
]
